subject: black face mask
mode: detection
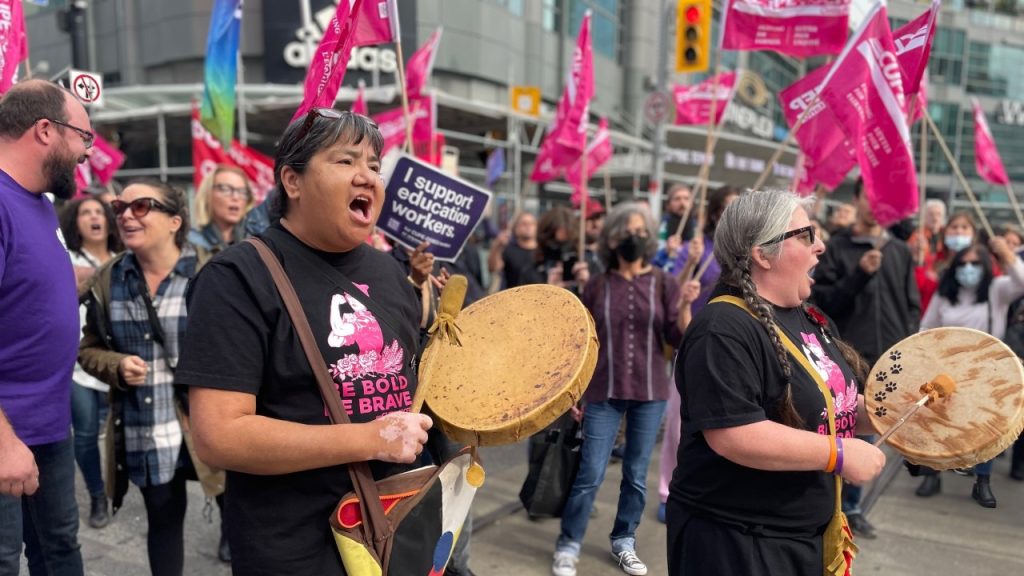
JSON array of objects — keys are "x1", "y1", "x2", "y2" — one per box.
[{"x1": 615, "y1": 234, "x2": 646, "y2": 263}]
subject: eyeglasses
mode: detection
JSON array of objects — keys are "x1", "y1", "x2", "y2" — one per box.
[
  {"x1": 295, "y1": 107, "x2": 343, "y2": 141},
  {"x1": 46, "y1": 118, "x2": 95, "y2": 149},
  {"x1": 110, "y1": 197, "x2": 176, "y2": 219},
  {"x1": 760, "y1": 225, "x2": 816, "y2": 247},
  {"x1": 212, "y1": 183, "x2": 251, "y2": 199}
]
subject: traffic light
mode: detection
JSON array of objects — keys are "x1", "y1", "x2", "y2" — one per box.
[{"x1": 676, "y1": 0, "x2": 712, "y2": 74}]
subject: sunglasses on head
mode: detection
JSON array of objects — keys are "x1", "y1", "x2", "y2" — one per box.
[
  {"x1": 110, "y1": 197, "x2": 176, "y2": 219},
  {"x1": 760, "y1": 225, "x2": 816, "y2": 247},
  {"x1": 295, "y1": 107, "x2": 344, "y2": 141}
]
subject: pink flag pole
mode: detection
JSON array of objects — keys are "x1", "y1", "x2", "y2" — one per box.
[
  {"x1": 578, "y1": 130, "x2": 589, "y2": 263},
  {"x1": 393, "y1": 41, "x2": 414, "y2": 153},
  {"x1": 603, "y1": 165, "x2": 613, "y2": 213},
  {"x1": 923, "y1": 110, "x2": 993, "y2": 238},
  {"x1": 693, "y1": 53, "x2": 724, "y2": 237},
  {"x1": 917, "y1": 96, "x2": 928, "y2": 265}
]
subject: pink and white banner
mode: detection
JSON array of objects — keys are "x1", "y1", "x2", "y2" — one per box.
[
  {"x1": 567, "y1": 118, "x2": 612, "y2": 195},
  {"x1": 0, "y1": 0, "x2": 28, "y2": 94},
  {"x1": 818, "y1": 1, "x2": 918, "y2": 226},
  {"x1": 893, "y1": 0, "x2": 940, "y2": 99},
  {"x1": 74, "y1": 135, "x2": 127, "y2": 195},
  {"x1": 352, "y1": 0, "x2": 399, "y2": 47},
  {"x1": 721, "y1": 0, "x2": 851, "y2": 57},
  {"x1": 373, "y1": 94, "x2": 435, "y2": 157},
  {"x1": 973, "y1": 98, "x2": 1010, "y2": 186},
  {"x1": 779, "y1": 64, "x2": 848, "y2": 168},
  {"x1": 672, "y1": 72, "x2": 737, "y2": 126},
  {"x1": 192, "y1": 107, "x2": 275, "y2": 202},
  {"x1": 292, "y1": 0, "x2": 362, "y2": 121},
  {"x1": 530, "y1": 11, "x2": 593, "y2": 182},
  {"x1": 404, "y1": 27, "x2": 442, "y2": 100}
]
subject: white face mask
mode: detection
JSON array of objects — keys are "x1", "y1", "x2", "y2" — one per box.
[
  {"x1": 955, "y1": 263, "x2": 983, "y2": 288},
  {"x1": 944, "y1": 234, "x2": 972, "y2": 253}
]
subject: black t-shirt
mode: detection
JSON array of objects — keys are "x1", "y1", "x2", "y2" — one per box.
[
  {"x1": 175, "y1": 225, "x2": 421, "y2": 575},
  {"x1": 670, "y1": 285, "x2": 858, "y2": 532},
  {"x1": 502, "y1": 242, "x2": 536, "y2": 289}
]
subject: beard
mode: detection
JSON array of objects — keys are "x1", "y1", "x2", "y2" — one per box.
[{"x1": 43, "y1": 146, "x2": 79, "y2": 200}]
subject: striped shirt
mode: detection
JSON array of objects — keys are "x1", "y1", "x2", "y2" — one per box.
[
  {"x1": 108, "y1": 246, "x2": 196, "y2": 487},
  {"x1": 581, "y1": 269, "x2": 684, "y2": 403}
]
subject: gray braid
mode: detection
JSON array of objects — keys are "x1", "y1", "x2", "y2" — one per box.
[{"x1": 738, "y1": 265, "x2": 805, "y2": 428}]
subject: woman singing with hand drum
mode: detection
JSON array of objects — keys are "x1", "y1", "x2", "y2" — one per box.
[{"x1": 667, "y1": 190, "x2": 885, "y2": 575}]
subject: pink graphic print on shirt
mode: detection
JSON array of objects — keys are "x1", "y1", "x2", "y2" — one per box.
[
  {"x1": 800, "y1": 332, "x2": 858, "y2": 437},
  {"x1": 326, "y1": 291, "x2": 409, "y2": 418}
]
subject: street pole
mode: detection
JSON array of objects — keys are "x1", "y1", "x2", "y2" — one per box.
[
  {"x1": 66, "y1": 1, "x2": 90, "y2": 70},
  {"x1": 648, "y1": 0, "x2": 671, "y2": 223}
]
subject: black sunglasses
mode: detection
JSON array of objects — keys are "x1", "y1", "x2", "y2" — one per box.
[
  {"x1": 295, "y1": 107, "x2": 343, "y2": 141},
  {"x1": 760, "y1": 225, "x2": 816, "y2": 247},
  {"x1": 46, "y1": 118, "x2": 95, "y2": 149},
  {"x1": 110, "y1": 197, "x2": 176, "y2": 219}
]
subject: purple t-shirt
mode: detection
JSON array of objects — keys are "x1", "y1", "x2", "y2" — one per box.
[{"x1": 0, "y1": 170, "x2": 78, "y2": 446}]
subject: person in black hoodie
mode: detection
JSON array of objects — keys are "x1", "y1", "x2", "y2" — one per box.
[{"x1": 810, "y1": 178, "x2": 920, "y2": 539}]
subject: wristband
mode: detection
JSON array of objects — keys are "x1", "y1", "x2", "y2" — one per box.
[
  {"x1": 834, "y1": 436, "x2": 845, "y2": 476},
  {"x1": 824, "y1": 435, "x2": 837, "y2": 473}
]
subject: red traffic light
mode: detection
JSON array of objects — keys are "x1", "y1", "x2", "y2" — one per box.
[{"x1": 685, "y1": 5, "x2": 702, "y2": 24}]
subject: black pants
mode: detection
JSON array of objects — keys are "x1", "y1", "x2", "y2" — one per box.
[
  {"x1": 139, "y1": 467, "x2": 187, "y2": 576},
  {"x1": 666, "y1": 501, "x2": 823, "y2": 576}
]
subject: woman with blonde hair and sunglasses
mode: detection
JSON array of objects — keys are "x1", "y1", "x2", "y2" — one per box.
[{"x1": 188, "y1": 164, "x2": 254, "y2": 251}]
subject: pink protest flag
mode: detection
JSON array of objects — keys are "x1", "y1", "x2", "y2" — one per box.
[
  {"x1": 817, "y1": 1, "x2": 918, "y2": 226},
  {"x1": 88, "y1": 135, "x2": 127, "y2": 186},
  {"x1": 351, "y1": 81, "x2": 368, "y2": 115},
  {"x1": 0, "y1": 0, "x2": 28, "y2": 94},
  {"x1": 373, "y1": 95, "x2": 434, "y2": 157},
  {"x1": 530, "y1": 12, "x2": 594, "y2": 182},
  {"x1": 972, "y1": 98, "x2": 1010, "y2": 186},
  {"x1": 292, "y1": 0, "x2": 363, "y2": 122},
  {"x1": 74, "y1": 164, "x2": 91, "y2": 197},
  {"x1": 893, "y1": 0, "x2": 940, "y2": 99},
  {"x1": 192, "y1": 106, "x2": 276, "y2": 202},
  {"x1": 555, "y1": 11, "x2": 593, "y2": 153},
  {"x1": 567, "y1": 118, "x2": 612, "y2": 195},
  {"x1": 673, "y1": 71, "x2": 737, "y2": 126},
  {"x1": 909, "y1": 70, "x2": 927, "y2": 123},
  {"x1": 721, "y1": 0, "x2": 851, "y2": 57},
  {"x1": 779, "y1": 64, "x2": 849, "y2": 167},
  {"x1": 405, "y1": 28, "x2": 442, "y2": 100},
  {"x1": 352, "y1": 0, "x2": 399, "y2": 47}
]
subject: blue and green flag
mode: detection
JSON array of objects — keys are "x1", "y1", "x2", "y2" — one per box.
[{"x1": 201, "y1": 0, "x2": 243, "y2": 146}]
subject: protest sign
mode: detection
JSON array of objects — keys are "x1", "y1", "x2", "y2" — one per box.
[{"x1": 380, "y1": 154, "x2": 491, "y2": 262}]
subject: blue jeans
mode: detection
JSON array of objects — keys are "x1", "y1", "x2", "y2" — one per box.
[
  {"x1": 557, "y1": 399, "x2": 666, "y2": 556},
  {"x1": 974, "y1": 459, "x2": 993, "y2": 476},
  {"x1": 841, "y1": 434, "x2": 875, "y2": 516},
  {"x1": 71, "y1": 383, "x2": 108, "y2": 498},
  {"x1": 0, "y1": 437, "x2": 84, "y2": 576}
]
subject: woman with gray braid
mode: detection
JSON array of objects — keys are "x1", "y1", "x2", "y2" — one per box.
[{"x1": 666, "y1": 190, "x2": 885, "y2": 575}]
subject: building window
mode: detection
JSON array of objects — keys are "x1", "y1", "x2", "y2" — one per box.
[
  {"x1": 543, "y1": 0, "x2": 559, "y2": 31},
  {"x1": 929, "y1": 27, "x2": 965, "y2": 87},
  {"x1": 488, "y1": 0, "x2": 524, "y2": 16},
  {"x1": 923, "y1": 102, "x2": 960, "y2": 176},
  {"x1": 967, "y1": 40, "x2": 1024, "y2": 97}
]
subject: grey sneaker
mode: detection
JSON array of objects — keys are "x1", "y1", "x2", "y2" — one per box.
[
  {"x1": 552, "y1": 551, "x2": 578, "y2": 576},
  {"x1": 612, "y1": 550, "x2": 648, "y2": 576}
]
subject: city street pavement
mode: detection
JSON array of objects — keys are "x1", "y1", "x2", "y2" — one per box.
[{"x1": 32, "y1": 441, "x2": 1024, "y2": 575}]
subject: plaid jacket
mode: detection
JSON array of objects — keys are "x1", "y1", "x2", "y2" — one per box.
[{"x1": 81, "y1": 246, "x2": 197, "y2": 488}]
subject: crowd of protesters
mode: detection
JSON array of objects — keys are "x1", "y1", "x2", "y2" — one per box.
[{"x1": 2, "y1": 83, "x2": 1024, "y2": 576}]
